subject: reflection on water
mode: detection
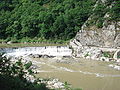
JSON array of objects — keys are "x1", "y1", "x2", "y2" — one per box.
[{"x1": 34, "y1": 58, "x2": 120, "y2": 90}]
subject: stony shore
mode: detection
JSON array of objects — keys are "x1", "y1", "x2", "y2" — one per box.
[{"x1": 70, "y1": 39, "x2": 120, "y2": 70}]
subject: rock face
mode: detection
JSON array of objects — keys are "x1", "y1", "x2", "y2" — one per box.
[
  {"x1": 69, "y1": 0, "x2": 120, "y2": 61},
  {"x1": 71, "y1": 21, "x2": 120, "y2": 48}
]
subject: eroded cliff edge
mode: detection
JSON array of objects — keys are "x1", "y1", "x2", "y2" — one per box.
[{"x1": 69, "y1": 0, "x2": 120, "y2": 63}]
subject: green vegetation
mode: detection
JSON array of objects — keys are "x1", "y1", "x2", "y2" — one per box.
[
  {"x1": 0, "y1": 0, "x2": 119, "y2": 42},
  {"x1": 84, "y1": 53, "x2": 90, "y2": 57},
  {"x1": 117, "y1": 55, "x2": 120, "y2": 59},
  {"x1": 0, "y1": 43, "x2": 67, "y2": 48},
  {"x1": 86, "y1": 0, "x2": 120, "y2": 28},
  {"x1": 0, "y1": 54, "x2": 48, "y2": 90},
  {"x1": 102, "y1": 52, "x2": 113, "y2": 58},
  {"x1": 109, "y1": 0, "x2": 120, "y2": 21},
  {"x1": 0, "y1": 0, "x2": 95, "y2": 42},
  {"x1": 63, "y1": 81, "x2": 82, "y2": 90}
]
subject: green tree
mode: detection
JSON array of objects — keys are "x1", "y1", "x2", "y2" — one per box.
[{"x1": 0, "y1": 54, "x2": 48, "y2": 90}]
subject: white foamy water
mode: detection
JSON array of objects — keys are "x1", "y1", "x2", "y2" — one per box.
[{"x1": 0, "y1": 46, "x2": 72, "y2": 57}]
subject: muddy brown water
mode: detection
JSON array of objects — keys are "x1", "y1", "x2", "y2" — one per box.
[
  {"x1": 33, "y1": 58, "x2": 120, "y2": 90},
  {"x1": 2, "y1": 46, "x2": 120, "y2": 90}
]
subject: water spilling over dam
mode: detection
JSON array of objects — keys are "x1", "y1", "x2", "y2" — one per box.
[{"x1": 0, "y1": 46, "x2": 72, "y2": 57}]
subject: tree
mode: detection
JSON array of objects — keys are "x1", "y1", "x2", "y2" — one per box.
[
  {"x1": 0, "y1": 0, "x2": 101, "y2": 42},
  {"x1": 0, "y1": 54, "x2": 48, "y2": 90}
]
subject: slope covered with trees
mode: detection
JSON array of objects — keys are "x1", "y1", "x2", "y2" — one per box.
[{"x1": 0, "y1": 0, "x2": 96, "y2": 43}]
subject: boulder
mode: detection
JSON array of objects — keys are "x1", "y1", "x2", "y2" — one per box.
[
  {"x1": 41, "y1": 55, "x2": 50, "y2": 58},
  {"x1": 7, "y1": 41, "x2": 12, "y2": 44},
  {"x1": 100, "y1": 57, "x2": 110, "y2": 62},
  {"x1": 63, "y1": 56, "x2": 71, "y2": 58},
  {"x1": 34, "y1": 54, "x2": 42, "y2": 58}
]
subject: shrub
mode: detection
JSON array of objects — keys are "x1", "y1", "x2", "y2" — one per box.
[
  {"x1": 96, "y1": 18, "x2": 104, "y2": 28},
  {"x1": 102, "y1": 52, "x2": 112, "y2": 58},
  {"x1": 0, "y1": 54, "x2": 48, "y2": 90},
  {"x1": 84, "y1": 53, "x2": 90, "y2": 57}
]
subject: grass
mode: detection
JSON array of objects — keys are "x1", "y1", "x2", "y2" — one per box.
[
  {"x1": 0, "y1": 38, "x2": 70, "y2": 48},
  {"x1": 0, "y1": 43, "x2": 67, "y2": 48}
]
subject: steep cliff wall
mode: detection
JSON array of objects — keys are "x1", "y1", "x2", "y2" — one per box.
[{"x1": 70, "y1": 0, "x2": 120, "y2": 59}]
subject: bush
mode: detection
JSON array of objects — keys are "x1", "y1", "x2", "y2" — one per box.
[
  {"x1": 109, "y1": 1, "x2": 120, "y2": 21},
  {"x1": 0, "y1": 0, "x2": 95, "y2": 42},
  {"x1": 0, "y1": 74, "x2": 48, "y2": 90},
  {"x1": 0, "y1": 54, "x2": 48, "y2": 90},
  {"x1": 102, "y1": 52, "x2": 112, "y2": 58},
  {"x1": 96, "y1": 18, "x2": 104, "y2": 28},
  {"x1": 0, "y1": 39, "x2": 4, "y2": 43},
  {"x1": 84, "y1": 53, "x2": 90, "y2": 57}
]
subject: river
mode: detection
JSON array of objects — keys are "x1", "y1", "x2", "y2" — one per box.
[
  {"x1": 0, "y1": 46, "x2": 120, "y2": 90},
  {"x1": 34, "y1": 57, "x2": 120, "y2": 90}
]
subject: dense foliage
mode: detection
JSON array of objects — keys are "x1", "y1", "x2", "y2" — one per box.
[
  {"x1": 110, "y1": 0, "x2": 120, "y2": 20},
  {"x1": 0, "y1": 0, "x2": 95, "y2": 42},
  {"x1": 0, "y1": 0, "x2": 119, "y2": 42},
  {"x1": 0, "y1": 54, "x2": 48, "y2": 90},
  {"x1": 85, "y1": 0, "x2": 120, "y2": 28}
]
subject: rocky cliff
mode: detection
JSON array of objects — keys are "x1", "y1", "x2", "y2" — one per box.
[{"x1": 70, "y1": 0, "x2": 120, "y2": 61}]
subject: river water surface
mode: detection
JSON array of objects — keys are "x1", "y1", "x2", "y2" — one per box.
[
  {"x1": 1, "y1": 46, "x2": 120, "y2": 90},
  {"x1": 34, "y1": 57, "x2": 120, "y2": 90}
]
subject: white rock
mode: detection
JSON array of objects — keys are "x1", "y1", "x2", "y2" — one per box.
[
  {"x1": 86, "y1": 56, "x2": 91, "y2": 59},
  {"x1": 7, "y1": 41, "x2": 12, "y2": 44},
  {"x1": 116, "y1": 59, "x2": 120, "y2": 62},
  {"x1": 105, "y1": 58, "x2": 110, "y2": 62},
  {"x1": 53, "y1": 82, "x2": 63, "y2": 88}
]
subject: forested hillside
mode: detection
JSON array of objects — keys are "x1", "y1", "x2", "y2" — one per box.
[
  {"x1": 0, "y1": 0, "x2": 96, "y2": 42},
  {"x1": 0, "y1": 0, "x2": 119, "y2": 43}
]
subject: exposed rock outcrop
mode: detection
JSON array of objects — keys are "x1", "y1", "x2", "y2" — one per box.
[
  {"x1": 70, "y1": 21, "x2": 120, "y2": 48},
  {"x1": 69, "y1": 0, "x2": 120, "y2": 61}
]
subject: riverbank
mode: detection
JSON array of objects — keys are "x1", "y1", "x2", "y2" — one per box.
[{"x1": 0, "y1": 43, "x2": 67, "y2": 48}]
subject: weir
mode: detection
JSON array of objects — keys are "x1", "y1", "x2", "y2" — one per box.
[{"x1": 0, "y1": 46, "x2": 72, "y2": 57}]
